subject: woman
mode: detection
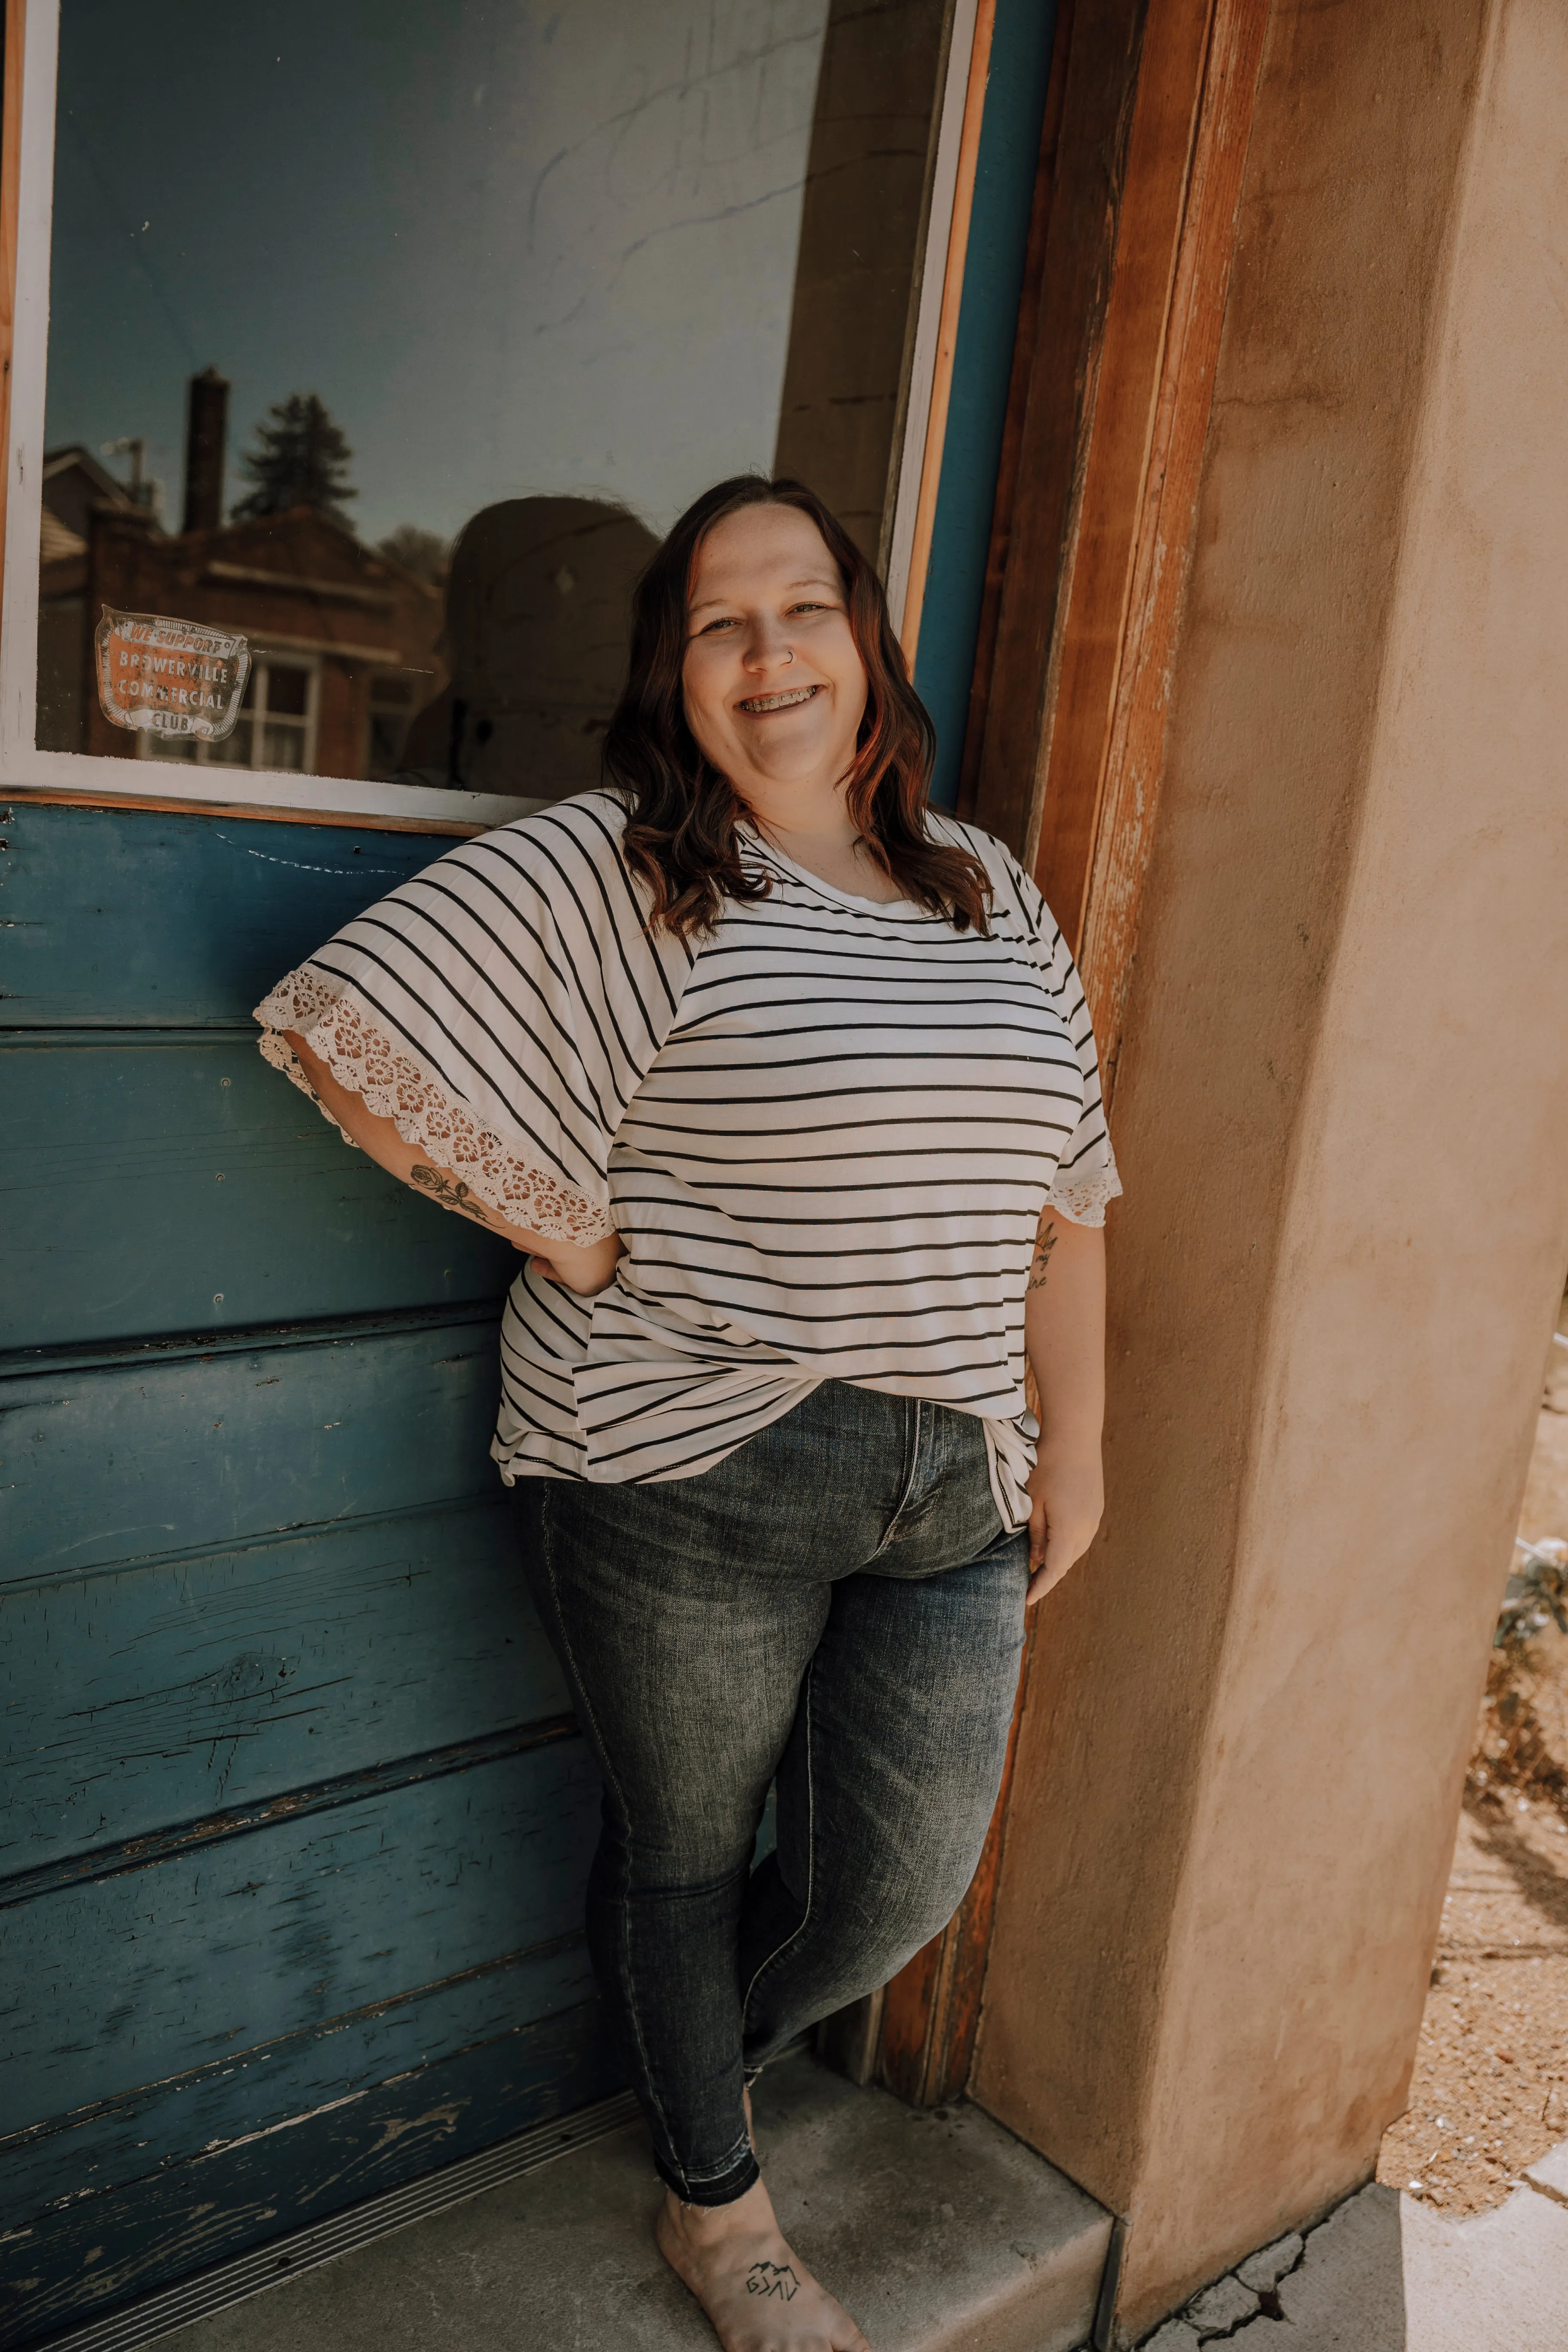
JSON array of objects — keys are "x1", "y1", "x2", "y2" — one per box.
[{"x1": 256, "y1": 475, "x2": 1117, "y2": 2352}]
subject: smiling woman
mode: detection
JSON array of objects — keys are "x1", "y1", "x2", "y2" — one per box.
[
  {"x1": 255, "y1": 472, "x2": 1118, "y2": 2351},
  {"x1": 612, "y1": 478, "x2": 993, "y2": 937}
]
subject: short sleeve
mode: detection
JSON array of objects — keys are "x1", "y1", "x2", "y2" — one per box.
[
  {"x1": 958, "y1": 826, "x2": 1123, "y2": 1228},
  {"x1": 254, "y1": 792, "x2": 692, "y2": 1244}
]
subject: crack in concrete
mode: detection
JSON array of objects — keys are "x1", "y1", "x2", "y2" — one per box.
[{"x1": 1142, "y1": 2200, "x2": 1329, "y2": 2345}]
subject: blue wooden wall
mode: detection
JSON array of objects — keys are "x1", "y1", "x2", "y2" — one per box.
[{"x1": 0, "y1": 803, "x2": 620, "y2": 2345}]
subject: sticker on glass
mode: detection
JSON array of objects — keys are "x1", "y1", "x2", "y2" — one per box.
[{"x1": 95, "y1": 608, "x2": 251, "y2": 740}]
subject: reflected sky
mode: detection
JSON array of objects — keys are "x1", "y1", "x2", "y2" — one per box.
[{"x1": 45, "y1": 0, "x2": 829, "y2": 542}]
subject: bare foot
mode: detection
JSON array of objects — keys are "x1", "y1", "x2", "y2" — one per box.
[{"x1": 656, "y1": 2176, "x2": 870, "y2": 2352}]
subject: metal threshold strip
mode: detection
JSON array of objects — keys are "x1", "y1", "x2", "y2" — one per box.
[{"x1": 31, "y1": 2088, "x2": 643, "y2": 2352}]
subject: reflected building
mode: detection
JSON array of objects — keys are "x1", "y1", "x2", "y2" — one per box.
[
  {"x1": 38, "y1": 370, "x2": 445, "y2": 781},
  {"x1": 39, "y1": 374, "x2": 658, "y2": 805}
]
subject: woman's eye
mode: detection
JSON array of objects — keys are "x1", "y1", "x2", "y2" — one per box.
[{"x1": 698, "y1": 616, "x2": 739, "y2": 635}]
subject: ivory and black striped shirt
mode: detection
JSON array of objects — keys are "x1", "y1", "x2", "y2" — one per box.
[{"x1": 256, "y1": 790, "x2": 1119, "y2": 1528}]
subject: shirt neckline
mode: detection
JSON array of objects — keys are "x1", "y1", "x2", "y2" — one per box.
[{"x1": 740, "y1": 824, "x2": 921, "y2": 914}]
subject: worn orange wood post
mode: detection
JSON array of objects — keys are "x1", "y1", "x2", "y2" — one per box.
[
  {"x1": 873, "y1": 0, "x2": 1269, "y2": 2111},
  {"x1": 974, "y1": 0, "x2": 1568, "y2": 2332}
]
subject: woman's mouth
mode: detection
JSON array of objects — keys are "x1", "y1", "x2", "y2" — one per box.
[{"x1": 737, "y1": 683, "x2": 821, "y2": 715}]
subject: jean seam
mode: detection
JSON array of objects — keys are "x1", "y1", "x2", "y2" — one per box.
[
  {"x1": 866, "y1": 1395, "x2": 924, "y2": 1562},
  {"x1": 539, "y1": 1502, "x2": 684, "y2": 2188},
  {"x1": 674, "y1": 2130, "x2": 756, "y2": 2187},
  {"x1": 738, "y1": 1657, "x2": 817, "y2": 2036}
]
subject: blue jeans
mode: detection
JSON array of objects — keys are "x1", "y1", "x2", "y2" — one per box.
[{"x1": 513, "y1": 1381, "x2": 1029, "y2": 2205}]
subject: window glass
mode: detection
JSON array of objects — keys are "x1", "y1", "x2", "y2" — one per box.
[{"x1": 36, "y1": 0, "x2": 950, "y2": 807}]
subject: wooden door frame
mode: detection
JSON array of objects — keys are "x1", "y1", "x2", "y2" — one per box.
[
  {"x1": 0, "y1": 0, "x2": 25, "y2": 606},
  {"x1": 863, "y1": 0, "x2": 1272, "y2": 2108}
]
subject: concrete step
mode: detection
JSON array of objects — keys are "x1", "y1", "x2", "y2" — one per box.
[{"x1": 160, "y1": 2051, "x2": 1113, "y2": 2352}]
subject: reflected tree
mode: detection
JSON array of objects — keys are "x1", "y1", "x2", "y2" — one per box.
[
  {"x1": 233, "y1": 394, "x2": 357, "y2": 523},
  {"x1": 377, "y1": 525, "x2": 450, "y2": 584}
]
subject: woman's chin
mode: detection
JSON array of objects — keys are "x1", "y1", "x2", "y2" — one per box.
[{"x1": 728, "y1": 729, "x2": 856, "y2": 792}]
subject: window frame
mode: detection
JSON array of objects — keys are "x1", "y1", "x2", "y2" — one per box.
[{"x1": 0, "y1": 0, "x2": 979, "y2": 832}]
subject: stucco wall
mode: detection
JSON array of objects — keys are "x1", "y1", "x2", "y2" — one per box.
[{"x1": 971, "y1": 0, "x2": 1568, "y2": 2332}]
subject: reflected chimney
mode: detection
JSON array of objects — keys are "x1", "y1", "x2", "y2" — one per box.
[{"x1": 182, "y1": 366, "x2": 230, "y2": 535}]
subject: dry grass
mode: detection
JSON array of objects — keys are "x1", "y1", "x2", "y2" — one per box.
[{"x1": 1376, "y1": 1332, "x2": 1568, "y2": 2216}]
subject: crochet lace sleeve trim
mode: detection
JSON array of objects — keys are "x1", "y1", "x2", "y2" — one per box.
[
  {"x1": 253, "y1": 965, "x2": 614, "y2": 1245},
  {"x1": 1045, "y1": 1164, "x2": 1123, "y2": 1229}
]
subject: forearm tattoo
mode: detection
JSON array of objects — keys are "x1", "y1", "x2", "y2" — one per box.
[
  {"x1": 409, "y1": 1163, "x2": 496, "y2": 1228},
  {"x1": 1028, "y1": 1218, "x2": 1059, "y2": 1292},
  {"x1": 747, "y1": 2263, "x2": 799, "y2": 2301}
]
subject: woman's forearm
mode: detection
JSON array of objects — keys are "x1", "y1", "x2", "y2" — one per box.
[
  {"x1": 283, "y1": 1030, "x2": 624, "y2": 1293},
  {"x1": 1021, "y1": 1206, "x2": 1107, "y2": 1602},
  {"x1": 1024, "y1": 1208, "x2": 1106, "y2": 1448}
]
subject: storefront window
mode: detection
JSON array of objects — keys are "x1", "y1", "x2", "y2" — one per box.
[{"x1": 20, "y1": 0, "x2": 957, "y2": 819}]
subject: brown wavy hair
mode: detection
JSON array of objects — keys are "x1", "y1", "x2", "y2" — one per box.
[{"x1": 603, "y1": 474, "x2": 992, "y2": 939}]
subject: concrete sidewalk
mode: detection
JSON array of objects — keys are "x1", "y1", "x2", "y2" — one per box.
[{"x1": 1144, "y1": 2141, "x2": 1568, "y2": 2352}]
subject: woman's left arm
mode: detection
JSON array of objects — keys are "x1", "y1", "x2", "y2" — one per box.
[{"x1": 1023, "y1": 1209, "x2": 1107, "y2": 1606}]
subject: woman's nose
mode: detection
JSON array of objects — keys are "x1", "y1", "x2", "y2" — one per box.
[{"x1": 742, "y1": 620, "x2": 792, "y2": 672}]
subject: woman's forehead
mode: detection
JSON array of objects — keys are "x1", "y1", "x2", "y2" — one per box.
[{"x1": 688, "y1": 505, "x2": 840, "y2": 610}]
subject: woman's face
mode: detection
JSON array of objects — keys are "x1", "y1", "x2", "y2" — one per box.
[{"x1": 682, "y1": 503, "x2": 868, "y2": 798}]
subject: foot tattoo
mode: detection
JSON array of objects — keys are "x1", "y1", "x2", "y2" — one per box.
[{"x1": 747, "y1": 2261, "x2": 799, "y2": 2300}]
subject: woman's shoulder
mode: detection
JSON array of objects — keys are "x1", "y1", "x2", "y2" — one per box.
[
  {"x1": 925, "y1": 808, "x2": 1012, "y2": 876},
  {"x1": 925, "y1": 809, "x2": 1078, "y2": 965},
  {"x1": 926, "y1": 809, "x2": 1044, "y2": 916},
  {"x1": 438, "y1": 790, "x2": 689, "y2": 989},
  {"x1": 482, "y1": 787, "x2": 631, "y2": 867},
  {"x1": 434, "y1": 788, "x2": 640, "y2": 914}
]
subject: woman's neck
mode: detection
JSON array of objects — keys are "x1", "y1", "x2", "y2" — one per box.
[{"x1": 742, "y1": 777, "x2": 906, "y2": 905}]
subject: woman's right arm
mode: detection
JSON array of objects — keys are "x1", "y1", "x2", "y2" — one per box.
[{"x1": 285, "y1": 1030, "x2": 624, "y2": 1296}]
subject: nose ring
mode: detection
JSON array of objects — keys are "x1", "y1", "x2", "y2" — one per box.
[{"x1": 782, "y1": 648, "x2": 794, "y2": 664}]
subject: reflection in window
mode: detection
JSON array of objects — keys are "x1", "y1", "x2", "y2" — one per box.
[
  {"x1": 139, "y1": 651, "x2": 320, "y2": 774},
  {"x1": 366, "y1": 673, "x2": 419, "y2": 784},
  {"x1": 38, "y1": 0, "x2": 951, "y2": 800}
]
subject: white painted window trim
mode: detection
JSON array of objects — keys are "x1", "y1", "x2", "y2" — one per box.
[
  {"x1": 883, "y1": 0, "x2": 983, "y2": 642},
  {"x1": 3, "y1": 0, "x2": 977, "y2": 830}
]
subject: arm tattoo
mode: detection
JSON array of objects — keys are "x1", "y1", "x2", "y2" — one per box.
[
  {"x1": 1028, "y1": 1219, "x2": 1059, "y2": 1292},
  {"x1": 408, "y1": 1163, "x2": 497, "y2": 1228},
  {"x1": 746, "y1": 2263, "x2": 799, "y2": 2301}
]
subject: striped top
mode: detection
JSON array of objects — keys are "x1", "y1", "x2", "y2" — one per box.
[{"x1": 255, "y1": 790, "x2": 1119, "y2": 1528}]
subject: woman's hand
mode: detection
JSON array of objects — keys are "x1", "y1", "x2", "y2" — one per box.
[
  {"x1": 528, "y1": 1233, "x2": 625, "y2": 1295},
  {"x1": 1025, "y1": 1436, "x2": 1104, "y2": 1606}
]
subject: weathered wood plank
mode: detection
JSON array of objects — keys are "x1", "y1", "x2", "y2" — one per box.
[
  {"x1": 0, "y1": 1934, "x2": 600, "y2": 2230},
  {"x1": 1, "y1": 1503, "x2": 566, "y2": 1872},
  {"x1": 0, "y1": 802, "x2": 455, "y2": 1027},
  {"x1": 3, "y1": 1741, "x2": 602, "y2": 2130},
  {"x1": 0, "y1": 1999, "x2": 621, "y2": 2346},
  {"x1": 876, "y1": 0, "x2": 1270, "y2": 2107},
  {"x1": 968, "y1": 0, "x2": 1150, "y2": 863},
  {"x1": 1075, "y1": 0, "x2": 1271, "y2": 1092},
  {"x1": 1, "y1": 1314, "x2": 508, "y2": 1585},
  {"x1": 0, "y1": 1036, "x2": 513, "y2": 1348}
]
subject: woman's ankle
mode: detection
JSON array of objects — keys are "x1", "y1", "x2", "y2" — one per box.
[{"x1": 662, "y1": 2174, "x2": 775, "y2": 2244}]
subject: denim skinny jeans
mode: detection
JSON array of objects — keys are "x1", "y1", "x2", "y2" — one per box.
[{"x1": 513, "y1": 1380, "x2": 1029, "y2": 2206}]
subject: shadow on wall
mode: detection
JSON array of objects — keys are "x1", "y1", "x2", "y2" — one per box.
[{"x1": 400, "y1": 497, "x2": 658, "y2": 801}]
